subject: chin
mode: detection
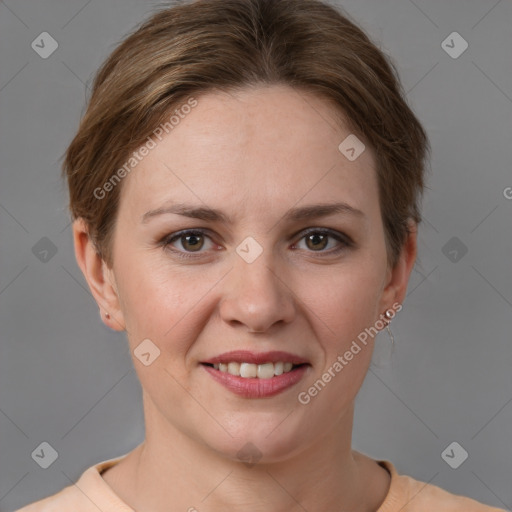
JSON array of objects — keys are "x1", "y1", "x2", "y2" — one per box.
[{"x1": 204, "y1": 413, "x2": 310, "y2": 465}]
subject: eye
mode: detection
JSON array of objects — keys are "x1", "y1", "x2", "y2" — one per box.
[
  {"x1": 161, "y1": 229, "x2": 215, "y2": 257},
  {"x1": 292, "y1": 228, "x2": 352, "y2": 255}
]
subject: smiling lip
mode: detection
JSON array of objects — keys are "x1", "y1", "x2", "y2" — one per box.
[
  {"x1": 200, "y1": 350, "x2": 310, "y2": 398},
  {"x1": 201, "y1": 350, "x2": 309, "y2": 365},
  {"x1": 201, "y1": 363, "x2": 309, "y2": 398}
]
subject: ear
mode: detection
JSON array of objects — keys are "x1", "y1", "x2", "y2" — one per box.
[
  {"x1": 72, "y1": 218, "x2": 126, "y2": 331},
  {"x1": 378, "y1": 220, "x2": 418, "y2": 315}
]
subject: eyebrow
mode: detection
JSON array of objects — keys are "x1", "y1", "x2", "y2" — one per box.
[{"x1": 141, "y1": 201, "x2": 365, "y2": 224}]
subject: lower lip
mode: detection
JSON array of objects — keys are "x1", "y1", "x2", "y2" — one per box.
[{"x1": 201, "y1": 364, "x2": 309, "y2": 398}]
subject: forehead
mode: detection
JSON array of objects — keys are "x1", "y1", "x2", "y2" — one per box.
[{"x1": 119, "y1": 85, "x2": 378, "y2": 219}]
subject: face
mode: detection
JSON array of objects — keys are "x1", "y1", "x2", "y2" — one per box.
[{"x1": 84, "y1": 85, "x2": 411, "y2": 463}]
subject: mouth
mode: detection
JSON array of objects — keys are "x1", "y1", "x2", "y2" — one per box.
[{"x1": 200, "y1": 350, "x2": 311, "y2": 398}]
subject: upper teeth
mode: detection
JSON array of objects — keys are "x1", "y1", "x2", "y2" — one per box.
[{"x1": 213, "y1": 361, "x2": 295, "y2": 379}]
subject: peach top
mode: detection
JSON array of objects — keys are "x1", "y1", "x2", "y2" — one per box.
[{"x1": 15, "y1": 453, "x2": 506, "y2": 511}]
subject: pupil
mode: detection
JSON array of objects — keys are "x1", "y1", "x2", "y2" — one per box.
[
  {"x1": 308, "y1": 233, "x2": 326, "y2": 250},
  {"x1": 184, "y1": 234, "x2": 202, "y2": 251}
]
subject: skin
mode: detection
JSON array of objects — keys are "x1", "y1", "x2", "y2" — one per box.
[{"x1": 73, "y1": 84, "x2": 417, "y2": 512}]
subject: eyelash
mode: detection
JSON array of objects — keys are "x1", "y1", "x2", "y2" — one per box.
[{"x1": 159, "y1": 228, "x2": 353, "y2": 260}]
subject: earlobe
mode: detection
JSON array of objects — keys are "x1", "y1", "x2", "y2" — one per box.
[{"x1": 72, "y1": 218, "x2": 126, "y2": 331}]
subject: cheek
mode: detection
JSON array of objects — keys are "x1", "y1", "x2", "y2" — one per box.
[
  {"x1": 302, "y1": 262, "x2": 384, "y2": 342},
  {"x1": 294, "y1": 267, "x2": 384, "y2": 416},
  {"x1": 115, "y1": 256, "x2": 194, "y2": 348}
]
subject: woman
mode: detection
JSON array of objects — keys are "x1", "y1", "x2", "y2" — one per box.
[{"x1": 17, "y1": 0, "x2": 505, "y2": 510}]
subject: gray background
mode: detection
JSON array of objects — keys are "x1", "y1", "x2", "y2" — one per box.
[{"x1": 1, "y1": 0, "x2": 511, "y2": 510}]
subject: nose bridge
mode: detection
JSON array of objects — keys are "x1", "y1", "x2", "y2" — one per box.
[
  {"x1": 237, "y1": 239, "x2": 279, "y2": 292},
  {"x1": 220, "y1": 235, "x2": 295, "y2": 332}
]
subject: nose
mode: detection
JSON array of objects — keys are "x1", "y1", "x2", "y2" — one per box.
[{"x1": 219, "y1": 249, "x2": 296, "y2": 334}]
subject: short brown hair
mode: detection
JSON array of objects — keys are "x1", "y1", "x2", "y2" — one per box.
[{"x1": 63, "y1": 0, "x2": 430, "y2": 268}]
